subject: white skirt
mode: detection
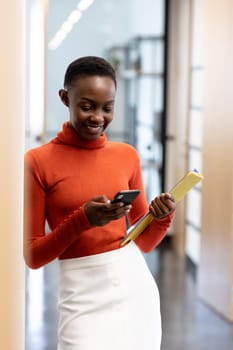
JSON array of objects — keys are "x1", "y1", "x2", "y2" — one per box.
[{"x1": 57, "y1": 242, "x2": 161, "y2": 350}]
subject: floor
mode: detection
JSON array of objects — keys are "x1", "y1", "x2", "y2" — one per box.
[{"x1": 25, "y1": 239, "x2": 233, "y2": 350}]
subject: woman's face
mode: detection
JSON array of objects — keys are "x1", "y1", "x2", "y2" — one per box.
[{"x1": 59, "y1": 75, "x2": 116, "y2": 140}]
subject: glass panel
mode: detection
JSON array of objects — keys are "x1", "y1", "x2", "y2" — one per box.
[
  {"x1": 189, "y1": 109, "x2": 203, "y2": 147},
  {"x1": 191, "y1": 69, "x2": 204, "y2": 108}
]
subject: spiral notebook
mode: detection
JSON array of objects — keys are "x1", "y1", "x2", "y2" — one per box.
[{"x1": 120, "y1": 169, "x2": 204, "y2": 246}]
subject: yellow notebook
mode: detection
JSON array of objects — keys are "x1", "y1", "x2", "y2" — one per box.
[{"x1": 120, "y1": 169, "x2": 204, "y2": 246}]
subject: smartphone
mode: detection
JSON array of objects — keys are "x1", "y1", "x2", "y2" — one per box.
[{"x1": 111, "y1": 189, "x2": 140, "y2": 205}]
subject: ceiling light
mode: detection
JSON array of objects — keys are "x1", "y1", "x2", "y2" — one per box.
[
  {"x1": 48, "y1": 0, "x2": 95, "y2": 50},
  {"x1": 68, "y1": 10, "x2": 82, "y2": 24},
  {"x1": 77, "y1": 0, "x2": 95, "y2": 12}
]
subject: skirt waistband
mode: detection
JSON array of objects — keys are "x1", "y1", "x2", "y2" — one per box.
[{"x1": 58, "y1": 241, "x2": 134, "y2": 271}]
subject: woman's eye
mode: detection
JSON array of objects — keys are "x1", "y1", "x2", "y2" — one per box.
[
  {"x1": 104, "y1": 107, "x2": 113, "y2": 113},
  {"x1": 80, "y1": 105, "x2": 92, "y2": 111}
]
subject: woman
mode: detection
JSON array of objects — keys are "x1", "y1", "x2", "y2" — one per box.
[{"x1": 24, "y1": 56, "x2": 176, "y2": 350}]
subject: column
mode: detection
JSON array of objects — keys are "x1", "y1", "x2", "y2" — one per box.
[
  {"x1": 166, "y1": 0, "x2": 192, "y2": 255},
  {"x1": 0, "y1": 1, "x2": 25, "y2": 349}
]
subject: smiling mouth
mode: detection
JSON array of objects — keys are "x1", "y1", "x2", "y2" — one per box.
[{"x1": 86, "y1": 124, "x2": 104, "y2": 133}]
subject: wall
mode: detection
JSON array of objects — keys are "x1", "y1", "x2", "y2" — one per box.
[
  {"x1": 197, "y1": 0, "x2": 233, "y2": 321},
  {"x1": 0, "y1": 1, "x2": 25, "y2": 348},
  {"x1": 46, "y1": 0, "x2": 130, "y2": 134}
]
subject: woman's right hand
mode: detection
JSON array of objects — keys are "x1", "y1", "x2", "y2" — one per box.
[{"x1": 84, "y1": 195, "x2": 132, "y2": 226}]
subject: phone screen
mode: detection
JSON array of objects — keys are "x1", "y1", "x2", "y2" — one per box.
[{"x1": 111, "y1": 189, "x2": 140, "y2": 205}]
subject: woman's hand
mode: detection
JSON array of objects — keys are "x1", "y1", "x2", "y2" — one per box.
[
  {"x1": 149, "y1": 192, "x2": 176, "y2": 219},
  {"x1": 84, "y1": 195, "x2": 132, "y2": 226}
]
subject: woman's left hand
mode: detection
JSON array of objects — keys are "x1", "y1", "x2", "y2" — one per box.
[{"x1": 149, "y1": 192, "x2": 176, "y2": 219}]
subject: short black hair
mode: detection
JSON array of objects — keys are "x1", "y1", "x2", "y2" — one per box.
[{"x1": 63, "y1": 56, "x2": 117, "y2": 89}]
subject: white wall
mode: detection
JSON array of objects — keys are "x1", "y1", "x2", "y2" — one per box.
[
  {"x1": 46, "y1": 0, "x2": 129, "y2": 133},
  {"x1": 129, "y1": 0, "x2": 165, "y2": 37}
]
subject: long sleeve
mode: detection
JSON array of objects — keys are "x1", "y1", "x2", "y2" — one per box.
[
  {"x1": 24, "y1": 152, "x2": 92, "y2": 269},
  {"x1": 126, "y1": 150, "x2": 175, "y2": 252},
  {"x1": 134, "y1": 211, "x2": 175, "y2": 252}
]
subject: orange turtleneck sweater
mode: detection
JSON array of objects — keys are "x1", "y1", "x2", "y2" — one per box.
[{"x1": 24, "y1": 122, "x2": 174, "y2": 269}]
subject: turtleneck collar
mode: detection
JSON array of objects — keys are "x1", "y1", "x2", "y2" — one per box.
[{"x1": 52, "y1": 121, "x2": 107, "y2": 149}]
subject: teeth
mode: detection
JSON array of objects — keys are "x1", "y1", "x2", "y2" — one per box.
[{"x1": 87, "y1": 125, "x2": 102, "y2": 129}]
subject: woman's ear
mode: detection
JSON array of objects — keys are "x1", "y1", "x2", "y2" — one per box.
[{"x1": 59, "y1": 89, "x2": 69, "y2": 107}]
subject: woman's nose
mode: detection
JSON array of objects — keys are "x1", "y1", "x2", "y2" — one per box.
[{"x1": 90, "y1": 110, "x2": 104, "y2": 122}]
